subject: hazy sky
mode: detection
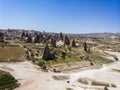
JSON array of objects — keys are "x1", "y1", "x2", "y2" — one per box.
[{"x1": 0, "y1": 0, "x2": 119, "y2": 33}]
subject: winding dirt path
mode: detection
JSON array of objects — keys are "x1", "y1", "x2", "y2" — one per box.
[
  {"x1": 69, "y1": 51, "x2": 120, "y2": 90},
  {"x1": 0, "y1": 51, "x2": 120, "y2": 90}
]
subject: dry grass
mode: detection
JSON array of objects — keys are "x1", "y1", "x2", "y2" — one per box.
[
  {"x1": 66, "y1": 88, "x2": 74, "y2": 90},
  {"x1": 0, "y1": 47, "x2": 26, "y2": 62},
  {"x1": 52, "y1": 75, "x2": 69, "y2": 80},
  {"x1": 78, "y1": 78, "x2": 116, "y2": 87},
  {"x1": 89, "y1": 51, "x2": 113, "y2": 64},
  {"x1": 112, "y1": 69, "x2": 120, "y2": 73}
]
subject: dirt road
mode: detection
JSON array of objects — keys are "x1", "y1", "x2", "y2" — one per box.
[{"x1": 0, "y1": 51, "x2": 120, "y2": 90}]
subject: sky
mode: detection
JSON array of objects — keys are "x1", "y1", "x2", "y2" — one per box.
[{"x1": 0, "y1": 0, "x2": 120, "y2": 33}]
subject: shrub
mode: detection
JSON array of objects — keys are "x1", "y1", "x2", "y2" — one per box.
[
  {"x1": 66, "y1": 88, "x2": 74, "y2": 90},
  {"x1": 0, "y1": 70, "x2": 19, "y2": 90},
  {"x1": 37, "y1": 60, "x2": 47, "y2": 70},
  {"x1": 114, "y1": 57, "x2": 118, "y2": 61}
]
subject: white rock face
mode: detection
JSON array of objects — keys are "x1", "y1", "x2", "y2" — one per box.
[{"x1": 56, "y1": 40, "x2": 64, "y2": 46}]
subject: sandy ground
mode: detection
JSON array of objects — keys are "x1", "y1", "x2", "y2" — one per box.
[
  {"x1": 0, "y1": 51, "x2": 120, "y2": 90},
  {"x1": 0, "y1": 61, "x2": 71, "y2": 90}
]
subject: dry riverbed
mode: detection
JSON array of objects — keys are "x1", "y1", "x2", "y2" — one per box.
[{"x1": 0, "y1": 51, "x2": 120, "y2": 90}]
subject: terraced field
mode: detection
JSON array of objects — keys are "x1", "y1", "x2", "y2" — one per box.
[{"x1": 0, "y1": 47, "x2": 26, "y2": 62}]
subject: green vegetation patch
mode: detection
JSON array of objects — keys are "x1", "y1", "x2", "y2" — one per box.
[
  {"x1": 46, "y1": 56, "x2": 83, "y2": 66},
  {"x1": 0, "y1": 47, "x2": 26, "y2": 62},
  {"x1": 0, "y1": 70, "x2": 19, "y2": 90}
]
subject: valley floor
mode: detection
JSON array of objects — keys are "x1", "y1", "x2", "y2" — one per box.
[{"x1": 0, "y1": 51, "x2": 120, "y2": 90}]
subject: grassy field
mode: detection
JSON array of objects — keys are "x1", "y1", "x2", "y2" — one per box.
[
  {"x1": 0, "y1": 47, "x2": 26, "y2": 62},
  {"x1": 45, "y1": 56, "x2": 83, "y2": 66},
  {"x1": 45, "y1": 50, "x2": 113, "y2": 66},
  {"x1": 0, "y1": 70, "x2": 19, "y2": 90},
  {"x1": 89, "y1": 51, "x2": 113, "y2": 64}
]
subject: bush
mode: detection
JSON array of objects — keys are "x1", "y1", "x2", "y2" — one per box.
[
  {"x1": 66, "y1": 88, "x2": 74, "y2": 90},
  {"x1": 35, "y1": 53, "x2": 39, "y2": 56},
  {"x1": 114, "y1": 57, "x2": 118, "y2": 61},
  {"x1": 37, "y1": 60, "x2": 47, "y2": 70},
  {"x1": 0, "y1": 70, "x2": 19, "y2": 90},
  {"x1": 61, "y1": 52, "x2": 66, "y2": 59},
  {"x1": 37, "y1": 50, "x2": 39, "y2": 53}
]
